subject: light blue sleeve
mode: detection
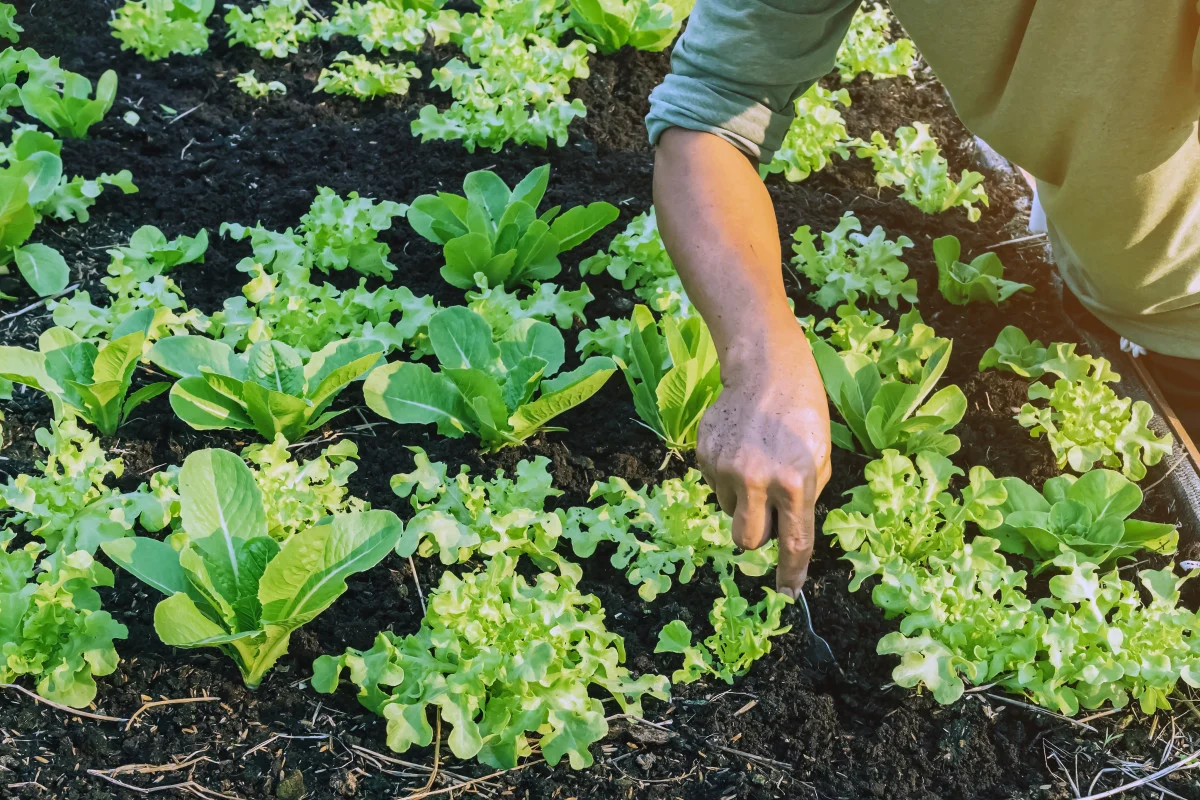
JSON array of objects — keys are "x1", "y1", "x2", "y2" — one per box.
[{"x1": 645, "y1": 0, "x2": 862, "y2": 163}]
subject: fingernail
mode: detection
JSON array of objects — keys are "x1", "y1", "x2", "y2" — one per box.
[{"x1": 779, "y1": 586, "x2": 798, "y2": 600}]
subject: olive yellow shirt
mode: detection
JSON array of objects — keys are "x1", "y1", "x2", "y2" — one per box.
[{"x1": 646, "y1": 0, "x2": 1200, "y2": 359}]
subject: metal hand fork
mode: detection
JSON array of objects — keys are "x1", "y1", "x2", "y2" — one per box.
[{"x1": 794, "y1": 589, "x2": 842, "y2": 676}]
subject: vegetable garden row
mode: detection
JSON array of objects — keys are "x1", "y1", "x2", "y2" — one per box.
[{"x1": 1, "y1": 1, "x2": 1198, "y2": 798}]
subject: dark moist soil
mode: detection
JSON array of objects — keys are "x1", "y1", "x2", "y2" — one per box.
[{"x1": 2, "y1": 2, "x2": 1198, "y2": 799}]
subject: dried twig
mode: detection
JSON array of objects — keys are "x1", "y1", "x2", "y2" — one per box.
[
  {"x1": 167, "y1": 103, "x2": 204, "y2": 125},
  {"x1": 0, "y1": 284, "x2": 80, "y2": 323},
  {"x1": 408, "y1": 556, "x2": 426, "y2": 613},
  {"x1": 986, "y1": 232, "x2": 1047, "y2": 250},
  {"x1": 125, "y1": 696, "x2": 219, "y2": 731},
  {"x1": 242, "y1": 732, "x2": 330, "y2": 758},
  {"x1": 88, "y1": 770, "x2": 244, "y2": 800},
  {"x1": 101, "y1": 755, "x2": 220, "y2": 777},
  {"x1": 398, "y1": 760, "x2": 540, "y2": 800},
  {"x1": 0, "y1": 683, "x2": 127, "y2": 722},
  {"x1": 1076, "y1": 747, "x2": 1200, "y2": 800},
  {"x1": 610, "y1": 714, "x2": 792, "y2": 771},
  {"x1": 982, "y1": 693, "x2": 1098, "y2": 732}
]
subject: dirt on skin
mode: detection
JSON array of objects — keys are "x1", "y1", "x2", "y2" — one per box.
[{"x1": 2, "y1": 2, "x2": 1198, "y2": 799}]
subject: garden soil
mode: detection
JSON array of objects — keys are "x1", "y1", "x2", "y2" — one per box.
[{"x1": 3, "y1": 2, "x2": 1198, "y2": 799}]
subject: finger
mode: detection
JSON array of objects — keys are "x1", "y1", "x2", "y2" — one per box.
[
  {"x1": 731, "y1": 483, "x2": 772, "y2": 550},
  {"x1": 773, "y1": 491, "x2": 816, "y2": 600},
  {"x1": 712, "y1": 478, "x2": 738, "y2": 518}
]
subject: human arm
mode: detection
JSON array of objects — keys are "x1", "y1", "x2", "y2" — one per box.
[
  {"x1": 647, "y1": 0, "x2": 861, "y2": 595},
  {"x1": 654, "y1": 129, "x2": 830, "y2": 597}
]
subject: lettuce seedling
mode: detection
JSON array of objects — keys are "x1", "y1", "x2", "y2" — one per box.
[
  {"x1": 978, "y1": 325, "x2": 1049, "y2": 378},
  {"x1": 763, "y1": 84, "x2": 852, "y2": 183},
  {"x1": 577, "y1": 315, "x2": 632, "y2": 359},
  {"x1": 579, "y1": 207, "x2": 691, "y2": 315},
  {"x1": 0, "y1": 323, "x2": 168, "y2": 436},
  {"x1": 214, "y1": 220, "x2": 435, "y2": 357},
  {"x1": 562, "y1": 470, "x2": 776, "y2": 600},
  {"x1": 810, "y1": 331, "x2": 965, "y2": 457},
  {"x1": 567, "y1": 0, "x2": 690, "y2": 53},
  {"x1": 390, "y1": 446, "x2": 569, "y2": 570},
  {"x1": 0, "y1": 2, "x2": 21, "y2": 42},
  {"x1": 50, "y1": 225, "x2": 207, "y2": 343},
  {"x1": 318, "y1": 0, "x2": 462, "y2": 54},
  {"x1": 313, "y1": 553, "x2": 668, "y2": 769},
  {"x1": 298, "y1": 186, "x2": 407, "y2": 278},
  {"x1": 111, "y1": 0, "x2": 216, "y2": 60},
  {"x1": 364, "y1": 306, "x2": 615, "y2": 450},
  {"x1": 19, "y1": 63, "x2": 117, "y2": 138},
  {"x1": 233, "y1": 71, "x2": 286, "y2": 97},
  {"x1": 809, "y1": 304, "x2": 942, "y2": 383},
  {"x1": 656, "y1": 578, "x2": 791, "y2": 684},
  {"x1": 618, "y1": 304, "x2": 721, "y2": 452},
  {"x1": 408, "y1": 164, "x2": 617, "y2": 290},
  {"x1": 791, "y1": 212, "x2": 916, "y2": 310},
  {"x1": 0, "y1": 536, "x2": 128, "y2": 708},
  {"x1": 244, "y1": 437, "x2": 366, "y2": 541},
  {"x1": 933, "y1": 235, "x2": 1031, "y2": 306},
  {"x1": 1016, "y1": 346, "x2": 1172, "y2": 481},
  {"x1": 835, "y1": 3, "x2": 916, "y2": 82},
  {"x1": 410, "y1": 15, "x2": 592, "y2": 152},
  {"x1": 992, "y1": 470, "x2": 1178, "y2": 572},
  {"x1": 148, "y1": 335, "x2": 382, "y2": 442},
  {"x1": 0, "y1": 416, "x2": 176, "y2": 556},
  {"x1": 224, "y1": 0, "x2": 318, "y2": 57},
  {"x1": 314, "y1": 53, "x2": 421, "y2": 98},
  {"x1": 856, "y1": 123, "x2": 989, "y2": 221},
  {"x1": 102, "y1": 448, "x2": 403, "y2": 688}
]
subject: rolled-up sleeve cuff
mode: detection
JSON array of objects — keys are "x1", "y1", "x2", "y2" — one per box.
[{"x1": 646, "y1": 73, "x2": 805, "y2": 165}]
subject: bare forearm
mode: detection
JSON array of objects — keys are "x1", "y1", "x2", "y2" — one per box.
[{"x1": 652, "y1": 128, "x2": 800, "y2": 372}]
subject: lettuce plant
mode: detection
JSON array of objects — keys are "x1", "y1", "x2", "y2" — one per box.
[
  {"x1": 389, "y1": 446, "x2": 568, "y2": 570},
  {"x1": 618, "y1": 304, "x2": 721, "y2": 452},
  {"x1": 835, "y1": 3, "x2": 916, "y2": 82},
  {"x1": 408, "y1": 165, "x2": 617, "y2": 290},
  {"x1": 791, "y1": 212, "x2": 916, "y2": 310},
  {"x1": 809, "y1": 328, "x2": 965, "y2": 457},
  {"x1": 562, "y1": 470, "x2": 776, "y2": 600},
  {"x1": 991, "y1": 470, "x2": 1178, "y2": 573},
  {"x1": 1014, "y1": 347, "x2": 1173, "y2": 481},
  {"x1": 763, "y1": 85, "x2": 852, "y2": 183},
  {"x1": 111, "y1": 0, "x2": 216, "y2": 60},
  {"x1": 148, "y1": 335, "x2": 383, "y2": 442},
  {"x1": 0, "y1": 535, "x2": 128, "y2": 708},
  {"x1": 297, "y1": 187, "x2": 407, "y2": 278},
  {"x1": 826, "y1": 449, "x2": 1200, "y2": 714},
  {"x1": 224, "y1": 0, "x2": 318, "y2": 57},
  {"x1": 933, "y1": 235, "x2": 1031, "y2": 306},
  {"x1": 0, "y1": 324, "x2": 168, "y2": 436},
  {"x1": 243, "y1": 437, "x2": 366, "y2": 541},
  {"x1": 579, "y1": 207, "x2": 690, "y2": 315},
  {"x1": 233, "y1": 71, "x2": 286, "y2": 97},
  {"x1": 319, "y1": 0, "x2": 462, "y2": 54},
  {"x1": 410, "y1": 15, "x2": 592, "y2": 152},
  {"x1": 567, "y1": 0, "x2": 691, "y2": 53},
  {"x1": 808, "y1": 305, "x2": 942, "y2": 384},
  {"x1": 0, "y1": 118, "x2": 135, "y2": 297},
  {"x1": 314, "y1": 53, "x2": 421, "y2": 98},
  {"x1": 214, "y1": 221, "x2": 436, "y2": 357},
  {"x1": 19, "y1": 62, "x2": 117, "y2": 138},
  {"x1": 856, "y1": 123, "x2": 989, "y2": 221},
  {"x1": 466, "y1": 279, "x2": 592, "y2": 337},
  {"x1": 656, "y1": 578, "x2": 791, "y2": 684},
  {"x1": 50, "y1": 225, "x2": 207, "y2": 343},
  {"x1": 577, "y1": 315, "x2": 631, "y2": 359},
  {"x1": 102, "y1": 448, "x2": 404, "y2": 688},
  {"x1": 364, "y1": 306, "x2": 616, "y2": 450},
  {"x1": 0, "y1": 416, "x2": 174, "y2": 555},
  {"x1": 312, "y1": 553, "x2": 669, "y2": 769},
  {"x1": 978, "y1": 326, "x2": 1049, "y2": 378},
  {"x1": 0, "y1": 2, "x2": 20, "y2": 42}
]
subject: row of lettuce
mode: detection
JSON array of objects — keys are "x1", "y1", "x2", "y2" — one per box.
[{"x1": 1, "y1": 0, "x2": 1195, "y2": 774}]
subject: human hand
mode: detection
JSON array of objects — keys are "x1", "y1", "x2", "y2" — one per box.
[{"x1": 698, "y1": 323, "x2": 832, "y2": 599}]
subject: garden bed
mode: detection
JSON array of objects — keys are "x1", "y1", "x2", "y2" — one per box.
[{"x1": 3, "y1": 2, "x2": 1199, "y2": 799}]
